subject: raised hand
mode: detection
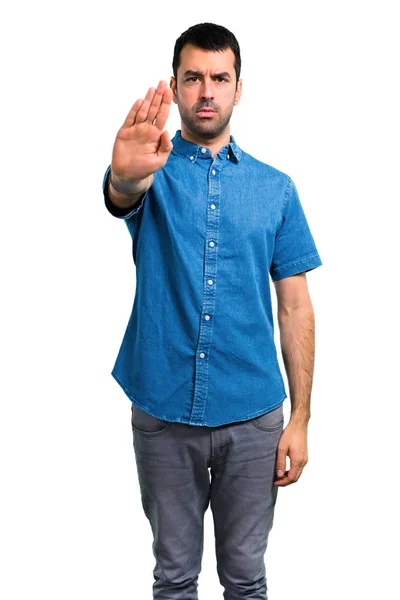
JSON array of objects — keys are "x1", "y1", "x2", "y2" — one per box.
[{"x1": 111, "y1": 80, "x2": 173, "y2": 188}]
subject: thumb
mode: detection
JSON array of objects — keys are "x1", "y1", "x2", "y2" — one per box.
[
  {"x1": 276, "y1": 446, "x2": 287, "y2": 478},
  {"x1": 158, "y1": 130, "x2": 173, "y2": 155}
]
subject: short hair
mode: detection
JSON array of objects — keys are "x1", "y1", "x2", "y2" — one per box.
[{"x1": 172, "y1": 22, "x2": 241, "y2": 85}]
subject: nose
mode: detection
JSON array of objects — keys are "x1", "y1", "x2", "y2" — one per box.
[{"x1": 200, "y1": 78, "x2": 214, "y2": 100}]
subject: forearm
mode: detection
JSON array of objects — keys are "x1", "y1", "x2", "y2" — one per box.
[{"x1": 278, "y1": 305, "x2": 315, "y2": 426}]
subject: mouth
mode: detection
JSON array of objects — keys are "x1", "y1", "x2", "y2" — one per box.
[{"x1": 196, "y1": 108, "x2": 217, "y2": 118}]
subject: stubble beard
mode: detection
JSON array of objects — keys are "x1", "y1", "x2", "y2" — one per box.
[{"x1": 177, "y1": 101, "x2": 235, "y2": 141}]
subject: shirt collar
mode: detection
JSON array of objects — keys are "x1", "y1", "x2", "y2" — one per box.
[{"x1": 171, "y1": 130, "x2": 242, "y2": 163}]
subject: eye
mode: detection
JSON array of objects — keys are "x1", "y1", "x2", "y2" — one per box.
[
  {"x1": 186, "y1": 77, "x2": 199, "y2": 82},
  {"x1": 216, "y1": 77, "x2": 228, "y2": 83}
]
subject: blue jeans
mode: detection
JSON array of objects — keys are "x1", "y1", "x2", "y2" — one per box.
[{"x1": 131, "y1": 402, "x2": 284, "y2": 599}]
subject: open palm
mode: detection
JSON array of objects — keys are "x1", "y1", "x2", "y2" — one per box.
[{"x1": 111, "y1": 80, "x2": 173, "y2": 183}]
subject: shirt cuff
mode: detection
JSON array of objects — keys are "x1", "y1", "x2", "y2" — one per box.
[
  {"x1": 270, "y1": 254, "x2": 323, "y2": 281},
  {"x1": 102, "y1": 165, "x2": 147, "y2": 219}
]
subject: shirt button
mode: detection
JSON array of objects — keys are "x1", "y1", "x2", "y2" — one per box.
[
  {"x1": 199, "y1": 352, "x2": 205, "y2": 358},
  {"x1": 212, "y1": 169, "x2": 216, "y2": 175},
  {"x1": 209, "y1": 241, "x2": 215, "y2": 247},
  {"x1": 201, "y1": 148, "x2": 207, "y2": 154},
  {"x1": 208, "y1": 279, "x2": 213, "y2": 285},
  {"x1": 204, "y1": 315, "x2": 210, "y2": 321},
  {"x1": 227, "y1": 154, "x2": 230, "y2": 159},
  {"x1": 210, "y1": 204, "x2": 216, "y2": 210},
  {"x1": 190, "y1": 155, "x2": 194, "y2": 161}
]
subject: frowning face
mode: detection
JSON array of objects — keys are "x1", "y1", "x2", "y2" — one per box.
[{"x1": 170, "y1": 43, "x2": 242, "y2": 142}]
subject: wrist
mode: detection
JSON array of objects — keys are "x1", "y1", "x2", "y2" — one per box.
[
  {"x1": 289, "y1": 410, "x2": 310, "y2": 427},
  {"x1": 110, "y1": 172, "x2": 151, "y2": 197}
]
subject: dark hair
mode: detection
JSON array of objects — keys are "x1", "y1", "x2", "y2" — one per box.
[{"x1": 172, "y1": 23, "x2": 241, "y2": 85}]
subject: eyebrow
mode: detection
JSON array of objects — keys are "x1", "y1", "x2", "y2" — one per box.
[{"x1": 183, "y1": 70, "x2": 232, "y2": 80}]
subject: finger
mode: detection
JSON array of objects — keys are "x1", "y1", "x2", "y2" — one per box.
[
  {"x1": 274, "y1": 475, "x2": 291, "y2": 487},
  {"x1": 274, "y1": 465, "x2": 303, "y2": 487},
  {"x1": 274, "y1": 469, "x2": 289, "y2": 486},
  {"x1": 121, "y1": 98, "x2": 144, "y2": 128},
  {"x1": 157, "y1": 130, "x2": 173, "y2": 156},
  {"x1": 154, "y1": 87, "x2": 173, "y2": 131},
  {"x1": 276, "y1": 446, "x2": 287, "y2": 479},
  {"x1": 146, "y1": 80, "x2": 168, "y2": 124},
  {"x1": 135, "y1": 87, "x2": 157, "y2": 124}
]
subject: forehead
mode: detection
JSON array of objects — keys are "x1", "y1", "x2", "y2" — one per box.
[{"x1": 178, "y1": 43, "x2": 236, "y2": 75}]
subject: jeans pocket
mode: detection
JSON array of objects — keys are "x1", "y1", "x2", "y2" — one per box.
[
  {"x1": 251, "y1": 403, "x2": 284, "y2": 432},
  {"x1": 131, "y1": 403, "x2": 170, "y2": 435}
]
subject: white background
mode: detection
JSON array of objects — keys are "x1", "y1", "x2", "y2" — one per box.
[{"x1": 1, "y1": 1, "x2": 399, "y2": 598}]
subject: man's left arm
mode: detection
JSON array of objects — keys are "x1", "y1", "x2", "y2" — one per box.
[{"x1": 273, "y1": 271, "x2": 315, "y2": 487}]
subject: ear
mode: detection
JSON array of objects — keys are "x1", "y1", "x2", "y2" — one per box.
[
  {"x1": 170, "y1": 76, "x2": 178, "y2": 104},
  {"x1": 234, "y1": 78, "x2": 242, "y2": 106}
]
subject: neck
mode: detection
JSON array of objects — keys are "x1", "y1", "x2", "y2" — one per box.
[{"x1": 180, "y1": 124, "x2": 231, "y2": 158}]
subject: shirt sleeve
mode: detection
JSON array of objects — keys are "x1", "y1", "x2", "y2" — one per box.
[
  {"x1": 102, "y1": 165, "x2": 147, "y2": 219},
  {"x1": 269, "y1": 177, "x2": 322, "y2": 281}
]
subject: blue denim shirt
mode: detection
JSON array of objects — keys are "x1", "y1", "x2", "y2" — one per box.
[{"x1": 103, "y1": 130, "x2": 322, "y2": 427}]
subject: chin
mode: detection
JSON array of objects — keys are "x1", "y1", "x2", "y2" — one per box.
[{"x1": 195, "y1": 120, "x2": 223, "y2": 134}]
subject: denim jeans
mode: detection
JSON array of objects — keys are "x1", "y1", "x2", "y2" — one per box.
[{"x1": 131, "y1": 402, "x2": 284, "y2": 600}]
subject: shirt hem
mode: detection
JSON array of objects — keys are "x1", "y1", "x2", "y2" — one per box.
[{"x1": 111, "y1": 370, "x2": 287, "y2": 427}]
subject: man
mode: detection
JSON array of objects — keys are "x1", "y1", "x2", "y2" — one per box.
[{"x1": 102, "y1": 22, "x2": 322, "y2": 600}]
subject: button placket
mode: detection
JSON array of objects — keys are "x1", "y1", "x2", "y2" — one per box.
[{"x1": 190, "y1": 158, "x2": 223, "y2": 424}]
